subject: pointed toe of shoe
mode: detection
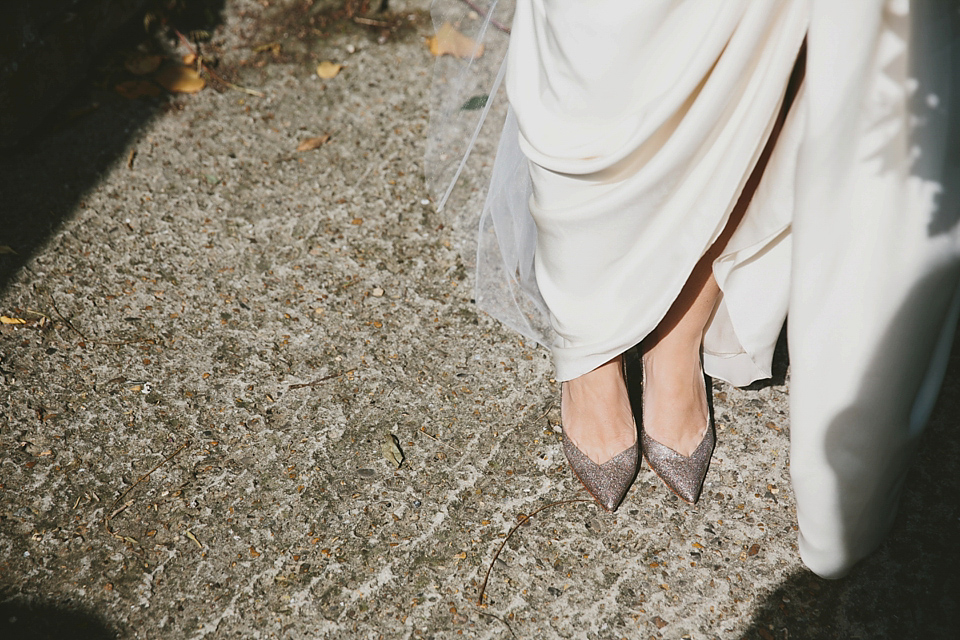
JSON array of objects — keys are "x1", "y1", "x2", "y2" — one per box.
[
  {"x1": 641, "y1": 427, "x2": 715, "y2": 504},
  {"x1": 562, "y1": 435, "x2": 638, "y2": 512}
]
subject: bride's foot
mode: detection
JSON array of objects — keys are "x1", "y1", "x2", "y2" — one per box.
[
  {"x1": 561, "y1": 355, "x2": 637, "y2": 465},
  {"x1": 641, "y1": 342, "x2": 709, "y2": 457}
]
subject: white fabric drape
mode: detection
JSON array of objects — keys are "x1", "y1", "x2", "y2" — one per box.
[
  {"x1": 427, "y1": 0, "x2": 960, "y2": 579},
  {"x1": 788, "y1": 0, "x2": 960, "y2": 578},
  {"x1": 507, "y1": 0, "x2": 808, "y2": 383}
]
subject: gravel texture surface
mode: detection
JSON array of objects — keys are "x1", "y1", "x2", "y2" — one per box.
[{"x1": 1, "y1": 2, "x2": 958, "y2": 638}]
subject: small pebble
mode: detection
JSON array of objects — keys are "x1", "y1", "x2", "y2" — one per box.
[
  {"x1": 371, "y1": 287, "x2": 384, "y2": 297},
  {"x1": 420, "y1": 199, "x2": 430, "y2": 205}
]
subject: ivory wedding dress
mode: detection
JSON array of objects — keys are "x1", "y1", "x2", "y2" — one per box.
[{"x1": 427, "y1": 0, "x2": 960, "y2": 579}]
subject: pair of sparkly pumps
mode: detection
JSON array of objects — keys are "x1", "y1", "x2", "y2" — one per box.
[{"x1": 561, "y1": 352, "x2": 714, "y2": 511}]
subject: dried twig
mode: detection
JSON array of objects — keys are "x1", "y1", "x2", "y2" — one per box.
[
  {"x1": 104, "y1": 439, "x2": 190, "y2": 539},
  {"x1": 336, "y1": 278, "x2": 359, "y2": 294},
  {"x1": 459, "y1": 0, "x2": 511, "y2": 34},
  {"x1": 47, "y1": 292, "x2": 88, "y2": 341},
  {"x1": 531, "y1": 400, "x2": 555, "y2": 424},
  {"x1": 287, "y1": 370, "x2": 353, "y2": 390},
  {"x1": 175, "y1": 29, "x2": 265, "y2": 98},
  {"x1": 476, "y1": 498, "x2": 594, "y2": 605},
  {"x1": 24, "y1": 309, "x2": 50, "y2": 321},
  {"x1": 48, "y1": 291, "x2": 152, "y2": 346},
  {"x1": 478, "y1": 611, "x2": 517, "y2": 639},
  {"x1": 108, "y1": 499, "x2": 136, "y2": 520},
  {"x1": 417, "y1": 426, "x2": 463, "y2": 455},
  {"x1": 353, "y1": 16, "x2": 390, "y2": 27}
]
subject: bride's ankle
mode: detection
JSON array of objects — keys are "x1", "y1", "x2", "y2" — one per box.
[
  {"x1": 559, "y1": 357, "x2": 637, "y2": 464},
  {"x1": 641, "y1": 343, "x2": 709, "y2": 454},
  {"x1": 643, "y1": 345, "x2": 701, "y2": 388}
]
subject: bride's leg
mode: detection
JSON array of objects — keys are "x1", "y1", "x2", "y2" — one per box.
[
  {"x1": 562, "y1": 42, "x2": 805, "y2": 466},
  {"x1": 561, "y1": 140, "x2": 772, "y2": 464},
  {"x1": 559, "y1": 105, "x2": 778, "y2": 464},
  {"x1": 643, "y1": 44, "x2": 804, "y2": 456},
  {"x1": 642, "y1": 252, "x2": 722, "y2": 456},
  {"x1": 642, "y1": 167, "x2": 757, "y2": 456}
]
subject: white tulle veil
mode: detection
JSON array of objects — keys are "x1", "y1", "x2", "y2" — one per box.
[{"x1": 425, "y1": 0, "x2": 559, "y2": 348}]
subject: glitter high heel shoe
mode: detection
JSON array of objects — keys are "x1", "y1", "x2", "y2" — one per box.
[
  {"x1": 560, "y1": 358, "x2": 639, "y2": 512},
  {"x1": 562, "y1": 433, "x2": 638, "y2": 512},
  {"x1": 640, "y1": 362, "x2": 715, "y2": 505}
]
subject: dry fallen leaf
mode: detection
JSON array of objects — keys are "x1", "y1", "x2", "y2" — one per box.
[
  {"x1": 155, "y1": 64, "x2": 206, "y2": 93},
  {"x1": 252, "y1": 42, "x2": 282, "y2": 55},
  {"x1": 316, "y1": 61, "x2": 342, "y2": 79},
  {"x1": 115, "y1": 80, "x2": 161, "y2": 99},
  {"x1": 186, "y1": 530, "x2": 203, "y2": 548},
  {"x1": 0, "y1": 316, "x2": 26, "y2": 325},
  {"x1": 124, "y1": 53, "x2": 162, "y2": 76},
  {"x1": 183, "y1": 53, "x2": 198, "y2": 66},
  {"x1": 297, "y1": 134, "x2": 330, "y2": 152},
  {"x1": 427, "y1": 22, "x2": 484, "y2": 59},
  {"x1": 381, "y1": 433, "x2": 404, "y2": 468}
]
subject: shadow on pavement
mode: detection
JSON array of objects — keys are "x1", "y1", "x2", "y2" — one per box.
[
  {"x1": 741, "y1": 416, "x2": 960, "y2": 640},
  {"x1": 0, "y1": 0, "x2": 226, "y2": 295},
  {"x1": 740, "y1": 270, "x2": 960, "y2": 639},
  {"x1": 0, "y1": 598, "x2": 117, "y2": 640}
]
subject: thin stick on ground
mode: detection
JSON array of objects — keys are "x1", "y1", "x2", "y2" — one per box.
[
  {"x1": 531, "y1": 400, "x2": 555, "y2": 424},
  {"x1": 478, "y1": 611, "x2": 517, "y2": 639},
  {"x1": 47, "y1": 292, "x2": 88, "y2": 342},
  {"x1": 48, "y1": 291, "x2": 152, "y2": 346},
  {"x1": 104, "y1": 439, "x2": 190, "y2": 538},
  {"x1": 459, "y1": 0, "x2": 511, "y2": 34},
  {"x1": 476, "y1": 497, "x2": 594, "y2": 605},
  {"x1": 287, "y1": 370, "x2": 353, "y2": 390},
  {"x1": 353, "y1": 16, "x2": 391, "y2": 28},
  {"x1": 417, "y1": 426, "x2": 463, "y2": 455}
]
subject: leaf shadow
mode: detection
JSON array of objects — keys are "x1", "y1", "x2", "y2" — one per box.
[
  {"x1": 739, "y1": 266, "x2": 960, "y2": 639},
  {"x1": 0, "y1": 596, "x2": 117, "y2": 640},
  {"x1": 0, "y1": 0, "x2": 227, "y2": 295}
]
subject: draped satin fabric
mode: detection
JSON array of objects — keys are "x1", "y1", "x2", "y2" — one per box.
[
  {"x1": 507, "y1": 0, "x2": 808, "y2": 384},
  {"x1": 429, "y1": 0, "x2": 960, "y2": 578}
]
